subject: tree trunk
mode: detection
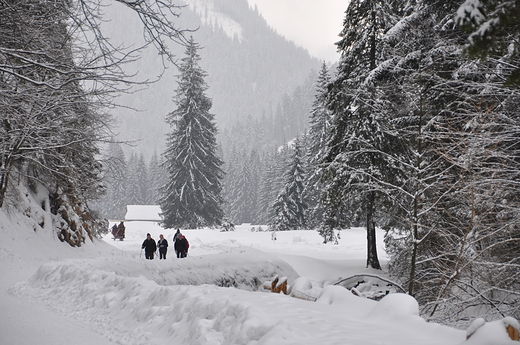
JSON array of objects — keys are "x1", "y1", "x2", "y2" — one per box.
[
  {"x1": 408, "y1": 99, "x2": 424, "y2": 296},
  {"x1": 366, "y1": 190, "x2": 381, "y2": 269}
]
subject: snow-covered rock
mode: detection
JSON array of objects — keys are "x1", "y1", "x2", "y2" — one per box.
[{"x1": 367, "y1": 293, "x2": 420, "y2": 318}]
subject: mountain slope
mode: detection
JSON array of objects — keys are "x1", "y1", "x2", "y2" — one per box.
[{"x1": 104, "y1": 0, "x2": 321, "y2": 158}]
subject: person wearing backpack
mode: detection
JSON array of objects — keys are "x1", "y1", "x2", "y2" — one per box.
[{"x1": 174, "y1": 234, "x2": 189, "y2": 258}]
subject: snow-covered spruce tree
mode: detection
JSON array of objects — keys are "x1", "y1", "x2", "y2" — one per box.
[
  {"x1": 419, "y1": 4, "x2": 520, "y2": 321},
  {"x1": 123, "y1": 152, "x2": 150, "y2": 206},
  {"x1": 269, "y1": 137, "x2": 307, "y2": 231},
  {"x1": 125, "y1": 153, "x2": 143, "y2": 206},
  {"x1": 247, "y1": 149, "x2": 262, "y2": 224},
  {"x1": 254, "y1": 150, "x2": 280, "y2": 225},
  {"x1": 229, "y1": 149, "x2": 262, "y2": 225},
  {"x1": 367, "y1": 1, "x2": 470, "y2": 298},
  {"x1": 222, "y1": 146, "x2": 240, "y2": 223},
  {"x1": 321, "y1": 0, "x2": 402, "y2": 269},
  {"x1": 228, "y1": 149, "x2": 258, "y2": 224},
  {"x1": 136, "y1": 154, "x2": 150, "y2": 204},
  {"x1": 160, "y1": 38, "x2": 224, "y2": 229},
  {"x1": 148, "y1": 152, "x2": 166, "y2": 205},
  {"x1": 456, "y1": 0, "x2": 520, "y2": 86},
  {"x1": 94, "y1": 142, "x2": 128, "y2": 219},
  {"x1": 259, "y1": 145, "x2": 292, "y2": 225},
  {"x1": 305, "y1": 62, "x2": 333, "y2": 231}
]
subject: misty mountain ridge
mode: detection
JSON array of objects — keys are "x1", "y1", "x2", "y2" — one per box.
[
  {"x1": 186, "y1": 0, "x2": 244, "y2": 41},
  {"x1": 105, "y1": 0, "x2": 321, "y2": 159}
]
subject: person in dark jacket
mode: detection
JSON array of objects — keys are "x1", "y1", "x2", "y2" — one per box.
[
  {"x1": 117, "y1": 222, "x2": 125, "y2": 239},
  {"x1": 157, "y1": 234, "x2": 168, "y2": 260},
  {"x1": 174, "y1": 234, "x2": 189, "y2": 258},
  {"x1": 111, "y1": 223, "x2": 118, "y2": 238},
  {"x1": 141, "y1": 233, "x2": 157, "y2": 260},
  {"x1": 172, "y1": 229, "x2": 181, "y2": 256}
]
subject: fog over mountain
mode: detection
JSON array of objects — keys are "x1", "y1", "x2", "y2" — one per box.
[{"x1": 103, "y1": 0, "x2": 321, "y2": 159}]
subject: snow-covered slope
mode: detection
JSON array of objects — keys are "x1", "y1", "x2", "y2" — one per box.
[{"x1": 185, "y1": 0, "x2": 244, "y2": 41}]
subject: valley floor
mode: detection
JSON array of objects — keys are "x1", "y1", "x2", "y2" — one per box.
[{"x1": 0, "y1": 215, "x2": 489, "y2": 345}]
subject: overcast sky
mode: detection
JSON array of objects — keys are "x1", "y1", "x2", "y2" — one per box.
[{"x1": 246, "y1": 0, "x2": 348, "y2": 62}]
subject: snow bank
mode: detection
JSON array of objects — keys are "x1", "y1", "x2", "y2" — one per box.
[
  {"x1": 12, "y1": 265, "x2": 277, "y2": 344},
  {"x1": 23, "y1": 246, "x2": 298, "y2": 290},
  {"x1": 367, "y1": 293, "x2": 420, "y2": 320},
  {"x1": 9, "y1": 255, "x2": 465, "y2": 345}
]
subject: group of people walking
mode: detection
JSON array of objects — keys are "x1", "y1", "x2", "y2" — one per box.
[
  {"x1": 111, "y1": 222, "x2": 125, "y2": 240},
  {"x1": 141, "y1": 229, "x2": 189, "y2": 260}
]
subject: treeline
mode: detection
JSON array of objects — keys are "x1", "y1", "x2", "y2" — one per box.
[
  {"x1": 93, "y1": 145, "x2": 166, "y2": 220},
  {"x1": 221, "y1": 0, "x2": 520, "y2": 326},
  {"x1": 95, "y1": 67, "x2": 318, "y2": 224},
  {"x1": 299, "y1": 0, "x2": 520, "y2": 325}
]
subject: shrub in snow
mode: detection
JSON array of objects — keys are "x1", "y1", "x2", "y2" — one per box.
[{"x1": 220, "y1": 220, "x2": 235, "y2": 232}]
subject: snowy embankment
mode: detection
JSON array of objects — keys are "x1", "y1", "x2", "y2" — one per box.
[
  {"x1": 7, "y1": 250, "x2": 460, "y2": 345},
  {"x1": 1, "y1": 204, "x2": 517, "y2": 345}
]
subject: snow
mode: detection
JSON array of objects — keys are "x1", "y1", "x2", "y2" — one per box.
[
  {"x1": 456, "y1": 0, "x2": 485, "y2": 26},
  {"x1": 1, "y1": 203, "x2": 518, "y2": 344}
]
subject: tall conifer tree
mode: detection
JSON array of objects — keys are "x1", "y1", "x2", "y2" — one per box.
[
  {"x1": 323, "y1": 0, "x2": 400, "y2": 268},
  {"x1": 306, "y1": 62, "x2": 333, "y2": 231},
  {"x1": 160, "y1": 38, "x2": 224, "y2": 229},
  {"x1": 270, "y1": 137, "x2": 307, "y2": 230}
]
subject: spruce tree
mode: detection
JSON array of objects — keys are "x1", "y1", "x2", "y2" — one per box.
[
  {"x1": 255, "y1": 151, "x2": 279, "y2": 224},
  {"x1": 99, "y1": 142, "x2": 128, "y2": 219},
  {"x1": 160, "y1": 38, "x2": 224, "y2": 229},
  {"x1": 148, "y1": 152, "x2": 166, "y2": 205},
  {"x1": 136, "y1": 154, "x2": 149, "y2": 204},
  {"x1": 354, "y1": 0, "x2": 520, "y2": 322},
  {"x1": 456, "y1": 0, "x2": 520, "y2": 85},
  {"x1": 322, "y1": 0, "x2": 400, "y2": 269},
  {"x1": 270, "y1": 137, "x2": 307, "y2": 230},
  {"x1": 125, "y1": 153, "x2": 143, "y2": 206},
  {"x1": 222, "y1": 146, "x2": 240, "y2": 223},
  {"x1": 306, "y1": 62, "x2": 333, "y2": 230}
]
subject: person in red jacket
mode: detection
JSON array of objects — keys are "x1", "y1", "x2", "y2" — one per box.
[{"x1": 174, "y1": 234, "x2": 189, "y2": 258}]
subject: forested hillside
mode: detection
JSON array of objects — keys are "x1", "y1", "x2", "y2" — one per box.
[{"x1": 106, "y1": 0, "x2": 321, "y2": 159}]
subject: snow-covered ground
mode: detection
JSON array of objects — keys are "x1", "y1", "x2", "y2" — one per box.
[{"x1": 1, "y1": 208, "x2": 517, "y2": 345}]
